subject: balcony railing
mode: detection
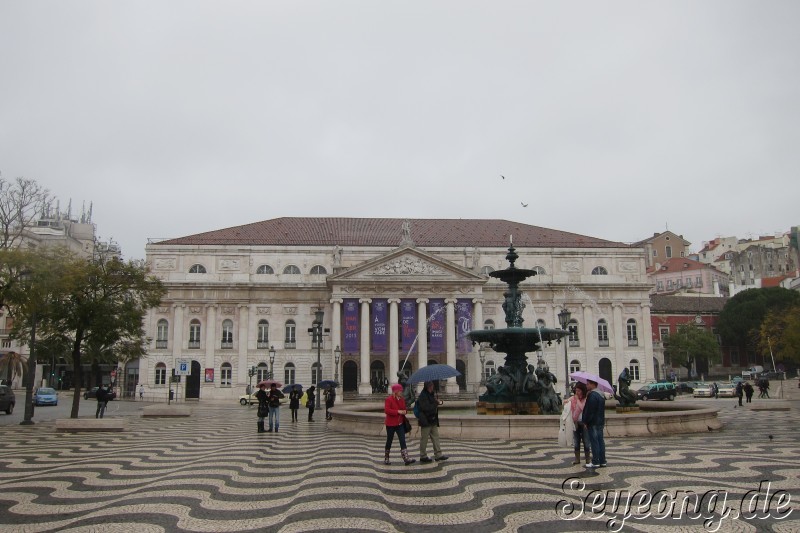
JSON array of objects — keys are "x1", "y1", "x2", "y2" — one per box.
[
  {"x1": 598, "y1": 339, "x2": 609, "y2": 347},
  {"x1": 284, "y1": 340, "x2": 296, "y2": 349},
  {"x1": 628, "y1": 338, "x2": 639, "y2": 346},
  {"x1": 188, "y1": 340, "x2": 201, "y2": 349},
  {"x1": 156, "y1": 340, "x2": 168, "y2": 349},
  {"x1": 221, "y1": 341, "x2": 233, "y2": 349},
  {"x1": 569, "y1": 340, "x2": 580, "y2": 348},
  {"x1": 257, "y1": 341, "x2": 270, "y2": 349}
]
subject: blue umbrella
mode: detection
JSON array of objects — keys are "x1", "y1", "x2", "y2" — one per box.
[
  {"x1": 408, "y1": 364, "x2": 461, "y2": 384},
  {"x1": 317, "y1": 380, "x2": 339, "y2": 390},
  {"x1": 283, "y1": 384, "x2": 303, "y2": 393}
]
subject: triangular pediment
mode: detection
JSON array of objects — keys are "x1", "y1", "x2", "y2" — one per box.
[{"x1": 329, "y1": 246, "x2": 485, "y2": 283}]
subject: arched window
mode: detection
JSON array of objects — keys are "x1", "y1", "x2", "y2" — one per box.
[
  {"x1": 483, "y1": 360, "x2": 496, "y2": 381},
  {"x1": 597, "y1": 319, "x2": 609, "y2": 347},
  {"x1": 627, "y1": 319, "x2": 638, "y2": 346},
  {"x1": 284, "y1": 362, "x2": 296, "y2": 385},
  {"x1": 568, "y1": 319, "x2": 580, "y2": 347},
  {"x1": 480, "y1": 266, "x2": 494, "y2": 276},
  {"x1": 310, "y1": 265, "x2": 327, "y2": 275},
  {"x1": 189, "y1": 264, "x2": 206, "y2": 273},
  {"x1": 311, "y1": 362, "x2": 322, "y2": 385},
  {"x1": 256, "y1": 264, "x2": 274, "y2": 274},
  {"x1": 257, "y1": 320, "x2": 269, "y2": 348},
  {"x1": 591, "y1": 266, "x2": 608, "y2": 275},
  {"x1": 283, "y1": 265, "x2": 301, "y2": 274},
  {"x1": 189, "y1": 319, "x2": 201, "y2": 348},
  {"x1": 221, "y1": 319, "x2": 234, "y2": 348},
  {"x1": 156, "y1": 319, "x2": 169, "y2": 349},
  {"x1": 284, "y1": 320, "x2": 296, "y2": 348},
  {"x1": 569, "y1": 359, "x2": 581, "y2": 374},
  {"x1": 257, "y1": 362, "x2": 269, "y2": 382},
  {"x1": 532, "y1": 266, "x2": 546, "y2": 275},
  {"x1": 483, "y1": 319, "x2": 495, "y2": 330},
  {"x1": 155, "y1": 363, "x2": 167, "y2": 385},
  {"x1": 536, "y1": 319, "x2": 546, "y2": 329},
  {"x1": 629, "y1": 359, "x2": 640, "y2": 381},
  {"x1": 221, "y1": 362, "x2": 232, "y2": 386}
]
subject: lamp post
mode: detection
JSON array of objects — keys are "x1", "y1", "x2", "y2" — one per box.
[
  {"x1": 334, "y1": 345, "x2": 341, "y2": 384},
  {"x1": 478, "y1": 344, "x2": 486, "y2": 387},
  {"x1": 269, "y1": 345, "x2": 276, "y2": 379},
  {"x1": 19, "y1": 270, "x2": 37, "y2": 426},
  {"x1": 558, "y1": 308, "x2": 572, "y2": 400},
  {"x1": 248, "y1": 365, "x2": 256, "y2": 406},
  {"x1": 308, "y1": 308, "x2": 330, "y2": 410}
]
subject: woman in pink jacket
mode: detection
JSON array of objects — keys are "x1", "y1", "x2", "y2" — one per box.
[
  {"x1": 566, "y1": 382, "x2": 591, "y2": 465},
  {"x1": 384, "y1": 383, "x2": 416, "y2": 465}
]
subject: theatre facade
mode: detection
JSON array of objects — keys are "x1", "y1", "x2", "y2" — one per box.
[{"x1": 139, "y1": 218, "x2": 656, "y2": 401}]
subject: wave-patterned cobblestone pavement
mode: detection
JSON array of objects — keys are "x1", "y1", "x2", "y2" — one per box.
[{"x1": 0, "y1": 401, "x2": 798, "y2": 532}]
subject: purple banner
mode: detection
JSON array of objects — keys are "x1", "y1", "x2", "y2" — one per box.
[
  {"x1": 342, "y1": 299, "x2": 359, "y2": 353},
  {"x1": 428, "y1": 299, "x2": 445, "y2": 354},
  {"x1": 371, "y1": 299, "x2": 388, "y2": 353},
  {"x1": 456, "y1": 298, "x2": 473, "y2": 354},
  {"x1": 401, "y1": 299, "x2": 417, "y2": 354}
]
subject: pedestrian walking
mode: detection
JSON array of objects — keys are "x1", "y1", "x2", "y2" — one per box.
[
  {"x1": 267, "y1": 383, "x2": 285, "y2": 432},
  {"x1": 760, "y1": 379, "x2": 770, "y2": 398},
  {"x1": 744, "y1": 382, "x2": 754, "y2": 403},
  {"x1": 417, "y1": 381, "x2": 448, "y2": 463},
  {"x1": 736, "y1": 382, "x2": 744, "y2": 406},
  {"x1": 561, "y1": 382, "x2": 590, "y2": 465},
  {"x1": 384, "y1": 383, "x2": 416, "y2": 465},
  {"x1": 325, "y1": 387, "x2": 336, "y2": 420},
  {"x1": 582, "y1": 379, "x2": 606, "y2": 468},
  {"x1": 306, "y1": 386, "x2": 316, "y2": 422},
  {"x1": 289, "y1": 387, "x2": 301, "y2": 422},
  {"x1": 139, "y1": 384, "x2": 144, "y2": 401},
  {"x1": 712, "y1": 382, "x2": 719, "y2": 399},
  {"x1": 95, "y1": 384, "x2": 111, "y2": 419},
  {"x1": 255, "y1": 382, "x2": 268, "y2": 433}
]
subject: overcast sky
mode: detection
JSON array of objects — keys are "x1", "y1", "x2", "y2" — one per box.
[{"x1": 1, "y1": 1, "x2": 798, "y2": 260}]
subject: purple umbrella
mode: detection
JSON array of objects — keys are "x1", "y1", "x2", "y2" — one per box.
[{"x1": 569, "y1": 371, "x2": 614, "y2": 395}]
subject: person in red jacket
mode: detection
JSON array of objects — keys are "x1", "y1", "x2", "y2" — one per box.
[{"x1": 384, "y1": 383, "x2": 416, "y2": 466}]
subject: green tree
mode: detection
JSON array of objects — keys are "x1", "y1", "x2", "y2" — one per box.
[
  {"x1": 717, "y1": 287, "x2": 800, "y2": 353},
  {"x1": 0, "y1": 175, "x2": 51, "y2": 249},
  {"x1": 0, "y1": 350, "x2": 25, "y2": 384},
  {"x1": 759, "y1": 305, "x2": 800, "y2": 366},
  {"x1": 11, "y1": 250, "x2": 164, "y2": 418},
  {"x1": 664, "y1": 324, "x2": 721, "y2": 378}
]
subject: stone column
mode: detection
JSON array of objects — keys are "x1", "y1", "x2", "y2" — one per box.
[
  {"x1": 415, "y1": 298, "x2": 429, "y2": 392},
  {"x1": 358, "y1": 298, "x2": 372, "y2": 394},
  {"x1": 469, "y1": 299, "x2": 484, "y2": 393},
  {"x1": 612, "y1": 302, "x2": 625, "y2": 376},
  {"x1": 445, "y1": 298, "x2": 459, "y2": 393},
  {"x1": 331, "y1": 299, "x2": 343, "y2": 401},
  {"x1": 172, "y1": 304, "x2": 185, "y2": 360},
  {"x1": 205, "y1": 304, "x2": 217, "y2": 373},
  {"x1": 388, "y1": 298, "x2": 400, "y2": 383},
  {"x1": 237, "y1": 305, "x2": 249, "y2": 387},
  {"x1": 582, "y1": 303, "x2": 594, "y2": 372},
  {"x1": 641, "y1": 302, "x2": 654, "y2": 382}
]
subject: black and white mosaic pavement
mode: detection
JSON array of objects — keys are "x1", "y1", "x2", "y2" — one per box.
[{"x1": 0, "y1": 399, "x2": 798, "y2": 532}]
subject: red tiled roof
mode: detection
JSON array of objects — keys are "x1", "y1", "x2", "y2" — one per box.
[
  {"x1": 761, "y1": 275, "x2": 791, "y2": 288},
  {"x1": 152, "y1": 218, "x2": 627, "y2": 248}
]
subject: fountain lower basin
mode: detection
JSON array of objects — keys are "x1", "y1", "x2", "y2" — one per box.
[{"x1": 328, "y1": 400, "x2": 722, "y2": 440}]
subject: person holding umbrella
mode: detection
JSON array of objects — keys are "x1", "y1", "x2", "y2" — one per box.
[
  {"x1": 324, "y1": 386, "x2": 336, "y2": 420},
  {"x1": 255, "y1": 382, "x2": 268, "y2": 433},
  {"x1": 306, "y1": 386, "x2": 316, "y2": 422},
  {"x1": 417, "y1": 381, "x2": 448, "y2": 463},
  {"x1": 288, "y1": 385, "x2": 302, "y2": 422},
  {"x1": 384, "y1": 383, "x2": 415, "y2": 465},
  {"x1": 582, "y1": 379, "x2": 607, "y2": 468},
  {"x1": 266, "y1": 383, "x2": 285, "y2": 432}
]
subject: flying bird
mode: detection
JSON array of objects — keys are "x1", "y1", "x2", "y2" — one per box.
[
  {"x1": 521, "y1": 202, "x2": 528, "y2": 207},
  {"x1": 501, "y1": 175, "x2": 505, "y2": 180}
]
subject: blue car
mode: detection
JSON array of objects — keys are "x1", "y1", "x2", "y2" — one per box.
[{"x1": 33, "y1": 387, "x2": 58, "y2": 406}]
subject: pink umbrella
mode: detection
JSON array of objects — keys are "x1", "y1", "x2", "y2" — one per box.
[{"x1": 569, "y1": 371, "x2": 614, "y2": 395}]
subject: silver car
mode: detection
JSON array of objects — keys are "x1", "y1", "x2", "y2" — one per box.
[{"x1": 693, "y1": 383, "x2": 714, "y2": 398}]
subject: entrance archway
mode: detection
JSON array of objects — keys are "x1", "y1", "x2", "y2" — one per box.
[
  {"x1": 186, "y1": 361, "x2": 201, "y2": 399},
  {"x1": 342, "y1": 360, "x2": 358, "y2": 392},
  {"x1": 598, "y1": 358, "x2": 612, "y2": 385}
]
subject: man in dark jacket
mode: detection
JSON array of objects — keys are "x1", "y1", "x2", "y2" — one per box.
[
  {"x1": 581, "y1": 380, "x2": 606, "y2": 468},
  {"x1": 95, "y1": 385, "x2": 110, "y2": 419},
  {"x1": 266, "y1": 383, "x2": 285, "y2": 432},
  {"x1": 417, "y1": 381, "x2": 449, "y2": 463}
]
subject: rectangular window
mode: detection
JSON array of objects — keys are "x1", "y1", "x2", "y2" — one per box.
[
  {"x1": 155, "y1": 367, "x2": 166, "y2": 385},
  {"x1": 629, "y1": 364, "x2": 640, "y2": 381},
  {"x1": 221, "y1": 367, "x2": 232, "y2": 387},
  {"x1": 696, "y1": 276, "x2": 702, "y2": 287},
  {"x1": 659, "y1": 327, "x2": 669, "y2": 341},
  {"x1": 568, "y1": 324, "x2": 580, "y2": 347},
  {"x1": 597, "y1": 322, "x2": 609, "y2": 347},
  {"x1": 656, "y1": 281, "x2": 663, "y2": 291},
  {"x1": 284, "y1": 367, "x2": 296, "y2": 385},
  {"x1": 569, "y1": 361, "x2": 581, "y2": 374}
]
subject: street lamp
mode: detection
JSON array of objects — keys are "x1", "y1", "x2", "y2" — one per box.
[
  {"x1": 478, "y1": 344, "x2": 486, "y2": 387},
  {"x1": 334, "y1": 345, "x2": 341, "y2": 384},
  {"x1": 19, "y1": 271, "x2": 37, "y2": 426},
  {"x1": 558, "y1": 308, "x2": 572, "y2": 399},
  {"x1": 269, "y1": 345, "x2": 276, "y2": 379},
  {"x1": 308, "y1": 308, "x2": 329, "y2": 410},
  {"x1": 247, "y1": 365, "x2": 256, "y2": 405}
]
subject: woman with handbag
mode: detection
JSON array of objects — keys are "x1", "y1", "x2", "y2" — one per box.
[
  {"x1": 255, "y1": 382, "x2": 268, "y2": 433},
  {"x1": 306, "y1": 386, "x2": 316, "y2": 422},
  {"x1": 384, "y1": 383, "x2": 416, "y2": 466}
]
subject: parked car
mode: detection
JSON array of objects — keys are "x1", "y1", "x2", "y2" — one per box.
[
  {"x1": 693, "y1": 383, "x2": 714, "y2": 398},
  {"x1": 717, "y1": 383, "x2": 737, "y2": 397},
  {"x1": 674, "y1": 382, "x2": 694, "y2": 394},
  {"x1": 0, "y1": 384, "x2": 15, "y2": 414},
  {"x1": 758, "y1": 371, "x2": 785, "y2": 381},
  {"x1": 636, "y1": 382, "x2": 676, "y2": 401},
  {"x1": 83, "y1": 387, "x2": 116, "y2": 400},
  {"x1": 33, "y1": 387, "x2": 58, "y2": 406},
  {"x1": 239, "y1": 393, "x2": 258, "y2": 406}
]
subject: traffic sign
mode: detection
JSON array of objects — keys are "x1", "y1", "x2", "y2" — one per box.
[{"x1": 176, "y1": 359, "x2": 191, "y2": 376}]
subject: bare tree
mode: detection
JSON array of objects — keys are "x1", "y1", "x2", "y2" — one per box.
[{"x1": 0, "y1": 174, "x2": 51, "y2": 249}]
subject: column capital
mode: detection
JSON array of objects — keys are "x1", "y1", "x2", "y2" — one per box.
[
  {"x1": 359, "y1": 298, "x2": 373, "y2": 304},
  {"x1": 582, "y1": 302, "x2": 593, "y2": 309},
  {"x1": 416, "y1": 298, "x2": 430, "y2": 304},
  {"x1": 205, "y1": 303, "x2": 218, "y2": 309},
  {"x1": 444, "y1": 298, "x2": 458, "y2": 304},
  {"x1": 640, "y1": 302, "x2": 652, "y2": 309},
  {"x1": 238, "y1": 303, "x2": 249, "y2": 309},
  {"x1": 471, "y1": 298, "x2": 485, "y2": 305},
  {"x1": 612, "y1": 302, "x2": 624, "y2": 309},
  {"x1": 173, "y1": 303, "x2": 185, "y2": 309},
  {"x1": 387, "y1": 298, "x2": 401, "y2": 304},
  {"x1": 330, "y1": 298, "x2": 344, "y2": 304}
]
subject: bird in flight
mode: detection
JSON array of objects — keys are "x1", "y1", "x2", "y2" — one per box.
[
  {"x1": 501, "y1": 175, "x2": 505, "y2": 180},
  {"x1": 521, "y1": 202, "x2": 528, "y2": 207}
]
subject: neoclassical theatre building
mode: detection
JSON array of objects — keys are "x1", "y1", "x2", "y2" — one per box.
[{"x1": 137, "y1": 218, "x2": 656, "y2": 401}]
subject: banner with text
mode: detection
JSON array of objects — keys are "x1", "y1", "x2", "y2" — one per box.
[
  {"x1": 342, "y1": 299, "x2": 360, "y2": 353},
  {"x1": 371, "y1": 299, "x2": 388, "y2": 353},
  {"x1": 401, "y1": 299, "x2": 417, "y2": 354},
  {"x1": 456, "y1": 298, "x2": 473, "y2": 354},
  {"x1": 428, "y1": 299, "x2": 445, "y2": 354}
]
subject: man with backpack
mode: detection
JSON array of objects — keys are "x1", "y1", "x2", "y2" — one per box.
[{"x1": 416, "y1": 381, "x2": 449, "y2": 463}]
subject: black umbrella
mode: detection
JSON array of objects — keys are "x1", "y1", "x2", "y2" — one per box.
[
  {"x1": 408, "y1": 364, "x2": 461, "y2": 384},
  {"x1": 282, "y1": 384, "x2": 303, "y2": 393},
  {"x1": 317, "y1": 380, "x2": 339, "y2": 390}
]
